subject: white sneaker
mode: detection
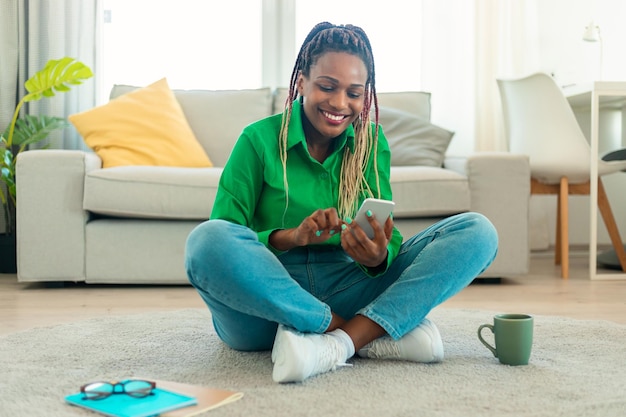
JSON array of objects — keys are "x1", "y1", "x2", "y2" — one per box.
[
  {"x1": 357, "y1": 318, "x2": 444, "y2": 363},
  {"x1": 271, "y1": 325, "x2": 350, "y2": 383}
]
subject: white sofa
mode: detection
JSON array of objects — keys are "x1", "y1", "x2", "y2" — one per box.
[{"x1": 15, "y1": 87, "x2": 530, "y2": 284}]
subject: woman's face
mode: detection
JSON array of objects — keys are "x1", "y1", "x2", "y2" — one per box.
[{"x1": 297, "y1": 51, "x2": 368, "y2": 141}]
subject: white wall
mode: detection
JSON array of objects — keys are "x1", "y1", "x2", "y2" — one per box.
[{"x1": 531, "y1": 0, "x2": 626, "y2": 249}]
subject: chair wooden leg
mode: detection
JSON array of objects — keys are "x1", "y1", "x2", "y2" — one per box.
[
  {"x1": 559, "y1": 177, "x2": 569, "y2": 279},
  {"x1": 597, "y1": 179, "x2": 626, "y2": 272},
  {"x1": 555, "y1": 190, "x2": 562, "y2": 265}
]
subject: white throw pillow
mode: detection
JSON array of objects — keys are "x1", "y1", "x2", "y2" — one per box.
[{"x1": 377, "y1": 106, "x2": 454, "y2": 167}]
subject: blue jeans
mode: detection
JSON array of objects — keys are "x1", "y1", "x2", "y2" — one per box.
[{"x1": 185, "y1": 212, "x2": 498, "y2": 351}]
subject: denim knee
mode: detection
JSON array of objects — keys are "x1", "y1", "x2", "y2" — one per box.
[
  {"x1": 185, "y1": 219, "x2": 233, "y2": 284},
  {"x1": 462, "y1": 212, "x2": 499, "y2": 262}
]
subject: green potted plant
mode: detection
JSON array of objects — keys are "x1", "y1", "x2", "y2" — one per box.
[{"x1": 0, "y1": 57, "x2": 93, "y2": 272}]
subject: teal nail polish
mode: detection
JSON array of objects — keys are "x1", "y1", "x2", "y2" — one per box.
[
  {"x1": 366, "y1": 210, "x2": 372, "y2": 217},
  {"x1": 345, "y1": 217, "x2": 353, "y2": 224},
  {"x1": 341, "y1": 224, "x2": 347, "y2": 231},
  {"x1": 315, "y1": 230, "x2": 322, "y2": 237},
  {"x1": 329, "y1": 230, "x2": 336, "y2": 236}
]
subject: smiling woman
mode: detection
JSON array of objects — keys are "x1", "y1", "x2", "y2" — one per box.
[{"x1": 183, "y1": 20, "x2": 499, "y2": 385}]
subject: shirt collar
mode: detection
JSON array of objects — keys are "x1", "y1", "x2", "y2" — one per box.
[{"x1": 286, "y1": 99, "x2": 356, "y2": 153}]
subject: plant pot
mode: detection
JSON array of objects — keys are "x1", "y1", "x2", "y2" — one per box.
[{"x1": 0, "y1": 233, "x2": 17, "y2": 273}]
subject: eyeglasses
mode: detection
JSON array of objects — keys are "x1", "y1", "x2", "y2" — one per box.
[{"x1": 80, "y1": 379, "x2": 156, "y2": 400}]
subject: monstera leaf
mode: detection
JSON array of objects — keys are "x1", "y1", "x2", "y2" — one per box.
[{"x1": 3, "y1": 57, "x2": 93, "y2": 148}]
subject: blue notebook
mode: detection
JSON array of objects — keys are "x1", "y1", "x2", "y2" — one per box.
[{"x1": 65, "y1": 387, "x2": 197, "y2": 417}]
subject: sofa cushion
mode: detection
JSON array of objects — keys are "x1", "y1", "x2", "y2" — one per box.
[
  {"x1": 390, "y1": 166, "x2": 470, "y2": 217},
  {"x1": 110, "y1": 85, "x2": 274, "y2": 167},
  {"x1": 84, "y1": 165, "x2": 469, "y2": 220},
  {"x1": 378, "y1": 107, "x2": 454, "y2": 167},
  {"x1": 70, "y1": 78, "x2": 213, "y2": 169},
  {"x1": 84, "y1": 167, "x2": 221, "y2": 219}
]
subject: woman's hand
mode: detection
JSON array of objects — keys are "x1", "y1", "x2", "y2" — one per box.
[
  {"x1": 269, "y1": 208, "x2": 343, "y2": 251},
  {"x1": 341, "y1": 213, "x2": 393, "y2": 268}
]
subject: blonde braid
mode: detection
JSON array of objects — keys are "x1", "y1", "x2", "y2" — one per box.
[
  {"x1": 337, "y1": 110, "x2": 379, "y2": 219},
  {"x1": 278, "y1": 104, "x2": 291, "y2": 227}
]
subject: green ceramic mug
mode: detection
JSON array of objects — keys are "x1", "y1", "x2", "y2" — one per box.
[{"x1": 478, "y1": 313, "x2": 534, "y2": 366}]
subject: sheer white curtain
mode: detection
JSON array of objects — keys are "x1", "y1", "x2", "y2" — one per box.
[
  {"x1": 420, "y1": 0, "x2": 476, "y2": 155},
  {"x1": 0, "y1": 0, "x2": 21, "y2": 132},
  {"x1": 0, "y1": 0, "x2": 20, "y2": 234},
  {"x1": 421, "y1": 0, "x2": 541, "y2": 153},
  {"x1": 0, "y1": 0, "x2": 99, "y2": 151},
  {"x1": 476, "y1": 0, "x2": 546, "y2": 249},
  {"x1": 475, "y1": 0, "x2": 541, "y2": 152}
]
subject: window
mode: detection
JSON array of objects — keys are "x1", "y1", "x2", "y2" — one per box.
[
  {"x1": 100, "y1": 0, "x2": 262, "y2": 102},
  {"x1": 99, "y1": 0, "x2": 425, "y2": 100}
]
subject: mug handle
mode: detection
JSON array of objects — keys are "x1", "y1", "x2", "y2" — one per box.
[{"x1": 478, "y1": 324, "x2": 497, "y2": 357}]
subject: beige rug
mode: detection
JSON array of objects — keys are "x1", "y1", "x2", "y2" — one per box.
[{"x1": 1, "y1": 308, "x2": 625, "y2": 417}]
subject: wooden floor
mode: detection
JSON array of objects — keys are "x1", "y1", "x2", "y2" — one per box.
[{"x1": 1, "y1": 250, "x2": 625, "y2": 336}]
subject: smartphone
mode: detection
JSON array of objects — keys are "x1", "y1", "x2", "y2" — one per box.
[{"x1": 353, "y1": 198, "x2": 395, "y2": 238}]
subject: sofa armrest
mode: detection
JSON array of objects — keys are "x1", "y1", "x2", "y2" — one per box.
[
  {"x1": 16, "y1": 150, "x2": 101, "y2": 282},
  {"x1": 447, "y1": 152, "x2": 531, "y2": 277}
]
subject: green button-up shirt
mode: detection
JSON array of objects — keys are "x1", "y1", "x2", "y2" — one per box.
[{"x1": 211, "y1": 100, "x2": 403, "y2": 275}]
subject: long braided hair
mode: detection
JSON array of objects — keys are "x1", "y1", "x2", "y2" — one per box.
[{"x1": 279, "y1": 22, "x2": 380, "y2": 221}]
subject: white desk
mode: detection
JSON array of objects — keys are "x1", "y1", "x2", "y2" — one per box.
[{"x1": 566, "y1": 82, "x2": 626, "y2": 280}]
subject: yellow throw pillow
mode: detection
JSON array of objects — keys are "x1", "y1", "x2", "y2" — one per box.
[{"x1": 69, "y1": 78, "x2": 213, "y2": 168}]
